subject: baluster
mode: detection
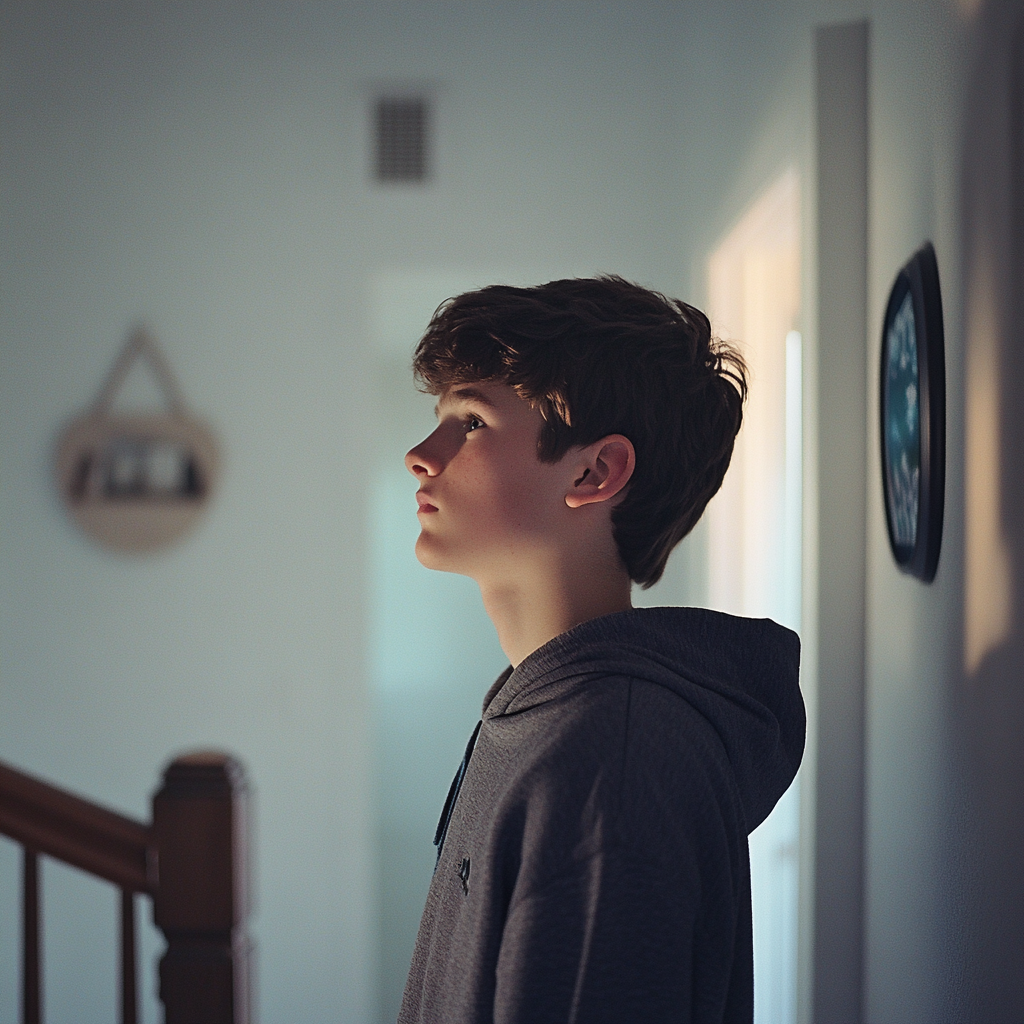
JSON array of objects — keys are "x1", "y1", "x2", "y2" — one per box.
[
  {"x1": 22, "y1": 847, "x2": 41, "y2": 1024},
  {"x1": 120, "y1": 888, "x2": 138, "y2": 1024}
]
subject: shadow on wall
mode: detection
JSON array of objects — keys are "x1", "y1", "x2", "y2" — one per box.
[{"x1": 959, "y1": 7, "x2": 1024, "y2": 1020}]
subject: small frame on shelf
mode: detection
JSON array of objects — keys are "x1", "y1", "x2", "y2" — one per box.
[{"x1": 879, "y1": 241, "x2": 945, "y2": 583}]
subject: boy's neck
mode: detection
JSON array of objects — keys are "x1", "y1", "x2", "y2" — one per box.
[{"x1": 478, "y1": 554, "x2": 633, "y2": 668}]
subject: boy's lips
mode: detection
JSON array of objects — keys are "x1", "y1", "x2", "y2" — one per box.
[{"x1": 416, "y1": 492, "x2": 438, "y2": 513}]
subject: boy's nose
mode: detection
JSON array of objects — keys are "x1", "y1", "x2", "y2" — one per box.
[{"x1": 405, "y1": 439, "x2": 437, "y2": 477}]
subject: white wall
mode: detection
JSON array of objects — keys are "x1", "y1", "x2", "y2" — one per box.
[{"x1": 864, "y1": 4, "x2": 1024, "y2": 1023}]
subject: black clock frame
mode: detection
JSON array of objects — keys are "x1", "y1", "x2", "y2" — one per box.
[{"x1": 879, "y1": 241, "x2": 945, "y2": 582}]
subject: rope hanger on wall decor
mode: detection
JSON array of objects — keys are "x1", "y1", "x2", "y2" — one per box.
[{"x1": 55, "y1": 325, "x2": 220, "y2": 553}]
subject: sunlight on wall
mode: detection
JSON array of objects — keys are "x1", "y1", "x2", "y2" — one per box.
[
  {"x1": 707, "y1": 169, "x2": 802, "y2": 628},
  {"x1": 954, "y1": 0, "x2": 985, "y2": 22},
  {"x1": 706, "y1": 168, "x2": 802, "y2": 1024},
  {"x1": 964, "y1": 242, "x2": 1012, "y2": 675}
]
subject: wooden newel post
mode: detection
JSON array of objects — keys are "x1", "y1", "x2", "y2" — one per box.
[{"x1": 153, "y1": 753, "x2": 249, "y2": 1024}]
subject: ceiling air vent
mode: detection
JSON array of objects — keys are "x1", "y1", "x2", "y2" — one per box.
[{"x1": 374, "y1": 97, "x2": 429, "y2": 183}]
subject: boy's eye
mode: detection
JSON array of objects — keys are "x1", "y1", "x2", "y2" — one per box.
[{"x1": 466, "y1": 416, "x2": 484, "y2": 432}]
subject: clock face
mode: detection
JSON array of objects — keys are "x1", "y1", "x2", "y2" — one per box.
[
  {"x1": 879, "y1": 242, "x2": 944, "y2": 583},
  {"x1": 882, "y1": 281, "x2": 920, "y2": 560}
]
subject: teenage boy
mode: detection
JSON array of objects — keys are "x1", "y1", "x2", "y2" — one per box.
[{"x1": 399, "y1": 276, "x2": 804, "y2": 1024}]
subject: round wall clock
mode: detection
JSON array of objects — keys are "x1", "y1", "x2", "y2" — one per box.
[{"x1": 879, "y1": 241, "x2": 945, "y2": 582}]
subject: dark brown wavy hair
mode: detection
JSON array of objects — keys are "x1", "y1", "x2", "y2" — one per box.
[{"x1": 412, "y1": 275, "x2": 747, "y2": 587}]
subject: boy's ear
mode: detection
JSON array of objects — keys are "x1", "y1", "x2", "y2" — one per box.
[{"x1": 565, "y1": 435, "x2": 635, "y2": 509}]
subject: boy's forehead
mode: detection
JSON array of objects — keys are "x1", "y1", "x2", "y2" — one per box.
[
  {"x1": 438, "y1": 384, "x2": 499, "y2": 409},
  {"x1": 435, "y1": 381, "x2": 531, "y2": 416}
]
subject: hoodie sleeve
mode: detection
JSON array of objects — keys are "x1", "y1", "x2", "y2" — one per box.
[{"x1": 493, "y1": 844, "x2": 708, "y2": 1024}]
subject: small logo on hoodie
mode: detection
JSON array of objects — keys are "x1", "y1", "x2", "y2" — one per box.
[{"x1": 458, "y1": 857, "x2": 471, "y2": 895}]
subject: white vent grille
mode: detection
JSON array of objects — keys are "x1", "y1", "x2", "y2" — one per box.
[{"x1": 375, "y1": 97, "x2": 429, "y2": 183}]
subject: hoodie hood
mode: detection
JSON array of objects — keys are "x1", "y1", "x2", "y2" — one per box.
[{"x1": 483, "y1": 606, "x2": 804, "y2": 834}]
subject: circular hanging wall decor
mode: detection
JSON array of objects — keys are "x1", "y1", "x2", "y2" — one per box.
[
  {"x1": 55, "y1": 327, "x2": 219, "y2": 553},
  {"x1": 879, "y1": 241, "x2": 945, "y2": 582}
]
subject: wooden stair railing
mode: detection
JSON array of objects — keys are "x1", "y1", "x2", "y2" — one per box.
[{"x1": 0, "y1": 751, "x2": 250, "y2": 1024}]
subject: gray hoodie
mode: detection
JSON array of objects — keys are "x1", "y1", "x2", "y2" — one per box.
[{"x1": 399, "y1": 606, "x2": 804, "y2": 1024}]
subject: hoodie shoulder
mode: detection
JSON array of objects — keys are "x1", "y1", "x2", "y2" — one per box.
[{"x1": 487, "y1": 607, "x2": 805, "y2": 834}]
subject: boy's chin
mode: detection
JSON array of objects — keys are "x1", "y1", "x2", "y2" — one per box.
[
  {"x1": 414, "y1": 534, "x2": 481, "y2": 580},
  {"x1": 414, "y1": 534, "x2": 457, "y2": 572}
]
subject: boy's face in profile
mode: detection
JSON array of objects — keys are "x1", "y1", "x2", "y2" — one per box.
[{"x1": 405, "y1": 382, "x2": 575, "y2": 583}]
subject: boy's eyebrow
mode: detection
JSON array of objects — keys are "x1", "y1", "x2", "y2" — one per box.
[{"x1": 435, "y1": 386, "x2": 497, "y2": 416}]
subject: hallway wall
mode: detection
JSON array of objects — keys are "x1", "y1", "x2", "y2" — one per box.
[
  {"x1": 862, "y1": 4, "x2": 971, "y2": 1023},
  {"x1": 863, "y1": 4, "x2": 1024, "y2": 1023},
  {"x1": 956, "y1": 10, "x2": 1024, "y2": 1016}
]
